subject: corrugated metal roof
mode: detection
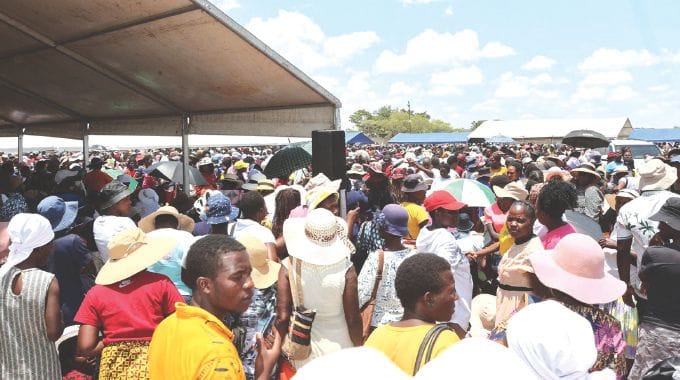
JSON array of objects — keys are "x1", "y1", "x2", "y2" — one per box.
[
  {"x1": 0, "y1": 0, "x2": 340, "y2": 139},
  {"x1": 468, "y1": 118, "x2": 632, "y2": 140},
  {"x1": 345, "y1": 132, "x2": 374, "y2": 144},
  {"x1": 388, "y1": 132, "x2": 469, "y2": 144},
  {"x1": 629, "y1": 128, "x2": 680, "y2": 142}
]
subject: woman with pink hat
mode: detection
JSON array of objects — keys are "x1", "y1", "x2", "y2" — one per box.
[{"x1": 529, "y1": 233, "x2": 627, "y2": 377}]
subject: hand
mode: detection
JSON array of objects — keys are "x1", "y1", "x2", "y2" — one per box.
[
  {"x1": 346, "y1": 207, "x2": 360, "y2": 223},
  {"x1": 254, "y1": 329, "x2": 281, "y2": 378},
  {"x1": 598, "y1": 238, "x2": 607, "y2": 248},
  {"x1": 465, "y1": 251, "x2": 477, "y2": 261},
  {"x1": 649, "y1": 232, "x2": 666, "y2": 247},
  {"x1": 622, "y1": 285, "x2": 636, "y2": 308}
]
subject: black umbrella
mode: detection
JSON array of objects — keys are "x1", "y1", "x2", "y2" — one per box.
[
  {"x1": 562, "y1": 129, "x2": 610, "y2": 148},
  {"x1": 146, "y1": 161, "x2": 208, "y2": 186},
  {"x1": 565, "y1": 210, "x2": 603, "y2": 240},
  {"x1": 263, "y1": 146, "x2": 312, "y2": 178}
]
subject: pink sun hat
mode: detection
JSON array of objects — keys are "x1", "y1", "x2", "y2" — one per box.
[{"x1": 529, "y1": 233, "x2": 626, "y2": 305}]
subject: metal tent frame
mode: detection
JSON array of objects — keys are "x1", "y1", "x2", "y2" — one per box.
[{"x1": 0, "y1": 0, "x2": 340, "y2": 190}]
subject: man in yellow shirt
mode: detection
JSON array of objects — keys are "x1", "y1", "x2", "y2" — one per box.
[
  {"x1": 400, "y1": 174, "x2": 429, "y2": 240},
  {"x1": 489, "y1": 151, "x2": 507, "y2": 177},
  {"x1": 148, "y1": 235, "x2": 280, "y2": 380}
]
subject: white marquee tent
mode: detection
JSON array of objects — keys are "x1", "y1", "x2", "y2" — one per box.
[{"x1": 468, "y1": 117, "x2": 633, "y2": 144}]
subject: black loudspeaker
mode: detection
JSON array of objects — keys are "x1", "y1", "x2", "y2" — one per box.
[{"x1": 312, "y1": 130, "x2": 346, "y2": 185}]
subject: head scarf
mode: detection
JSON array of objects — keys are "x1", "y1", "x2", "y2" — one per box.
[
  {"x1": 0, "y1": 213, "x2": 54, "y2": 277},
  {"x1": 506, "y1": 300, "x2": 612, "y2": 380}
]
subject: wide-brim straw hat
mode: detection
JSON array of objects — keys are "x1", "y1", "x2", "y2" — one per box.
[
  {"x1": 529, "y1": 233, "x2": 625, "y2": 304},
  {"x1": 237, "y1": 235, "x2": 281, "y2": 289},
  {"x1": 95, "y1": 227, "x2": 176, "y2": 285},
  {"x1": 283, "y1": 208, "x2": 354, "y2": 266},
  {"x1": 638, "y1": 158, "x2": 677, "y2": 192},
  {"x1": 138, "y1": 205, "x2": 195, "y2": 233},
  {"x1": 570, "y1": 164, "x2": 601, "y2": 179},
  {"x1": 493, "y1": 181, "x2": 528, "y2": 201}
]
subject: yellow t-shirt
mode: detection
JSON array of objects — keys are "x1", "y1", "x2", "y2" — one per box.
[
  {"x1": 400, "y1": 201, "x2": 429, "y2": 240},
  {"x1": 498, "y1": 224, "x2": 515, "y2": 256},
  {"x1": 149, "y1": 303, "x2": 245, "y2": 380},
  {"x1": 364, "y1": 324, "x2": 460, "y2": 375},
  {"x1": 490, "y1": 166, "x2": 507, "y2": 177}
]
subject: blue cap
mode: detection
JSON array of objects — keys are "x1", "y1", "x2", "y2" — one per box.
[
  {"x1": 347, "y1": 191, "x2": 370, "y2": 212},
  {"x1": 205, "y1": 193, "x2": 237, "y2": 225},
  {"x1": 37, "y1": 195, "x2": 78, "y2": 232},
  {"x1": 381, "y1": 204, "x2": 409, "y2": 237}
]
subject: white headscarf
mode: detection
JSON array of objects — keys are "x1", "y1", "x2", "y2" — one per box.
[
  {"x1": 506, "y1": 300, "x2": 614, "y2": 380},
  {"x1": 0, "y1": 213, "x2": 54, "y2": 277}
]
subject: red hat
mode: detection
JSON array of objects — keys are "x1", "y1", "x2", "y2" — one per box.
[
  {"x1": 390, "y1": 168, "x2": 406, "y2": 180},
  {"x1": 607, "y1": 152, "x2": 619, "y2": 159},
  {"x1": 423, "y1": 191, "x2": 466, "y2": 212}
]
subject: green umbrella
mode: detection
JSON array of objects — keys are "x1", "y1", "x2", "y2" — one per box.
[
  {"x1": 102, "y1": 168, "x2": 123, "y2": 178},
  {"x1": 443, "y1": 179, "x2": 496, "y2": 208}
]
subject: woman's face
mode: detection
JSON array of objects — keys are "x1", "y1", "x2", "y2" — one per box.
[
  {"x1": 506, "y1": 204, "x2": 533, "y2": 240},
  {"x1": 427, "y1": 270, "x2": 457, "y2": 322},
  {"x1": 319, "y1": 195, "x2": 339, "y2": 215},
  {"x1": 623, "y1": 151, "x2": 633, "y2": 161},
  {"x1": 435, "y1": 208, "x2": 459, "y2": 228}
]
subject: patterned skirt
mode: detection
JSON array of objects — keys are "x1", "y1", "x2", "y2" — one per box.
[
  {"x1": 99, "y1": 341, "x2": 150, "y2": 379},
  {"x1": 601, "y1": 298, "x2": 638, "y2": 359}
]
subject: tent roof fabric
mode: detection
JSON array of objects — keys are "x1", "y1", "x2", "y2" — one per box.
[
  {"x1": 388, "y1": 132, "x2": 469, "y2": 144},
  {"x1": 345, "y1": 132, "x2": 373, "y2": 144},
  {"x1": 468, "y1": 118, "x2": 632, "y2": 140},
  {"x1": 629, "y1": 128, "x2": 680, "y2": 142},
  {"x1": 0, "y1": 0, "x2": 340, "y2": 139}
]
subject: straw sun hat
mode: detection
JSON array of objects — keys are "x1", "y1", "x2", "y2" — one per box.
[
  {"x1": 95, "y1": 228, "x2": 176, "y2": 285},
  {"x1": 137, "y1": 205, "x2": 195, "y2": 233},
  {"x1": 237, "y1": 235, "x2": 281, "y2": 289},
  {"x1": 283, "y1": 208, "x2": 355, "y2": 266}
]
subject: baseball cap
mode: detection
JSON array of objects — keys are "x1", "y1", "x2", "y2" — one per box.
[{"x1": 423, "y1": 191, "x2": 466, "y2": 212}]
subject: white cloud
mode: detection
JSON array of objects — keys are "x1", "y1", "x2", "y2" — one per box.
[
  {"x1": 388, "y1": 81, "x2": 418, "y2": 97},
  {"x1": 608, "y1": 85, "x2": 637, "y2": 101},
  {"x1": 578, "y1": 48, "x2": 660, "y2": 71},
  {"x1": 580, "y1": 70, "x2": 633, "y2": 86},
  {"x1": 444, "y1": 6, "x2": 454, "y2": 16},
  {"x1": 494, "y1": 72, "x2": 560, "y2": 99},
  {"x1": 374, "y1": 29, "x2": 514, "y2": 73},
  {"x1": 430, "y1": 66, "x2": 484, "y2": 95},
  {"x1": 246, "y1": 10, "x2": 380, "y2": 72},
  {"x1": 521, "y1": 55, "x2": 556, "y2": 70},
  {"x1": 212, "y1": 0, "x2": 240, "y2": 12}
]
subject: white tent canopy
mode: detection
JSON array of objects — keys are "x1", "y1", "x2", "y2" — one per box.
[
  {"x1": 0, "y1": 135, "x2": 311, "y2": 153},
  {"x1": 469, "y1": 117, "x2": 633, "y2": 144},
  {"x1": 0, "y1": 0, "x2": 340, "y2": 140}
]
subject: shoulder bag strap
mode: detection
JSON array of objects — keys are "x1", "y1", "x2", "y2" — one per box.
[
  {"x1": 412, "y1": 324, "x2": 452, "y2": 376},
  {"x1": 368, "y1": 250, "x2": 385, "y2": 303},
  {"x1": 294, "y1": 256, "x2": 304, "y2": 307},
  {"x1": 287, "y1": 257, "x2": 300, "y2": 308},
  {"x1": 228, "y1": 222, "x2": 237, "y2": 237}
]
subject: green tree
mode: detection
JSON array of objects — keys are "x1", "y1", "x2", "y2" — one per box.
[
  {"x1": 470, "y1": 120, "x2": 486, "y2": 130},
  {"x1": 349, "y1": 106, "x2": 455, "y2": 139}
]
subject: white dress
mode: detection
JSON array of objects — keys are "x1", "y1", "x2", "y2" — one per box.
[{"x1": 286, "y1": 258, "x2": 354, "y2": 369}]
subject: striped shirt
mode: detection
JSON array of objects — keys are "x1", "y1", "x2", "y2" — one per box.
[{"x1": 0, "y1": 267, "x2": 61, "y2": 379}]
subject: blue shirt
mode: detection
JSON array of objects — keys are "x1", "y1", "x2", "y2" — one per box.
[{"x1": 47, "y1": 234, "x2": 92, "y2": 326}]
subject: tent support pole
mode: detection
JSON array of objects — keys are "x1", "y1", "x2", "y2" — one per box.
[
  {"x1": 17, "y1": 128, "x2": 24, "y2": 158},
  {"x1": 182, "y1": 116, "x2": 190, "y2": 195},
  {"x1": 82, "y1": 123, "x2": 89, "y2": 166}
]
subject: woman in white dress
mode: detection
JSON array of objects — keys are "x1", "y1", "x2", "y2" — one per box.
[{"x1": 276, "y1": 208, "x2": 362, "y2": 369}]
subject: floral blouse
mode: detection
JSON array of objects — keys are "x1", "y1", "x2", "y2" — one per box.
[{"x1": 357, "y1": 248, "x2": 416, "y2": 327}]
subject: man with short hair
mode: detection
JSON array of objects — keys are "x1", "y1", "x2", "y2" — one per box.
[
  {"x1": 149, "y1": 235, "x2": 280, "y2": 379},
  {"x1": 231, "y1": 192, "x2": 278, "y2": 262}
]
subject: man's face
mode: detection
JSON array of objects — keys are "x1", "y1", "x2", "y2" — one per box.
[
  {"x1": 439, "y1": 164, "x2": 450, "y2": 178},
  {"x1": 489, "y1": 155, "x2": 501, "y2": 169},
  {"x1": 206, "y1": 251, "x2": 254, "y2": 315},
  {"x1": 623, "y1": 151, "x2": 633, "y2": 161},
  {"x1": 507, "y1": 166, "x2": 519, "y2": 181}
]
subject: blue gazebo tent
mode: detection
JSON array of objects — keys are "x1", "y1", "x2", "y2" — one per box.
[
  {"x1": 629, "y1": 128, "x2": 680, "y2": 142},
  {"x1": 345, "y1": 132, "x2": 374, "y2": 144},
  {"x1": 388, "y1": 132, "x2": 469, "y2": 144}
]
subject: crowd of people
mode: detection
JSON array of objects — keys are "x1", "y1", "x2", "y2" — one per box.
[{"x1": 1, "y1": 140, "x2": 679, "y2": 379}]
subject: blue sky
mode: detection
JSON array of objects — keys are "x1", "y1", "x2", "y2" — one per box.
[{"x1": 215, "y1": 0, "x2": 680, "y2": 130}]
